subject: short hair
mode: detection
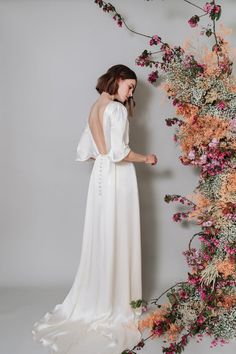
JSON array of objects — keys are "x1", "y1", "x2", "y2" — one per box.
[{"x1": 96, "y1": 64, "x2": 137, "y2": 117}]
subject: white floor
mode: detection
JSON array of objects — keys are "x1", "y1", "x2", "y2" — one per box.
[{"x1": 0, "y1": 287, "x2": 235, "y2": 354}]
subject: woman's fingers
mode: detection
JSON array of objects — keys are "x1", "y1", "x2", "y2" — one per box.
[{"x1": 151, "y1": 154, "x2": 158, "y2": 165}]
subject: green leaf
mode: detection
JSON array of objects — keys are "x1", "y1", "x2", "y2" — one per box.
[{"x1": 206, "y1": 29, "x2": 212, "y2": 37}]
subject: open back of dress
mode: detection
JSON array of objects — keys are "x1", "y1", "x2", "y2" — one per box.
[
  {"x1": 88, "y1": 103, "x2": 109, "y2": 155},
  {"x1": 32, "y1": 100, "x2": 142, "y2": 354}
]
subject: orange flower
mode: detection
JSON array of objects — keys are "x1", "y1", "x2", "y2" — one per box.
[
  {"x1": 202, "y1": 48, "x2": 221, "y2": 77},
  {"x1": 188, "y1": 192, "x2": 211, "y2": 220},
  {"x1": 161, "y1": 82, "x2": 176, "y2": 98},
  {"x1": 229, "y1": 77, "x2": 236, "y2": 93},
  {"x1": 165, "y1": 323, "x2": 182, "y2": 342},
  {"x1": 220, "y1": 171, "x2": 236, "y2": 204},
  {"x1": 176, "y1": 103, "x2": 199, "y2": 123},
  {"x1": 179, "y1": 115, "x2": 229, "y2": 155},
  {"x1": 216, "y1": 200, "x2": 235, "y2": 218},
  {"x1": 201, "y1": 34, "x2": 234, "y2": 77},
  {"x1": 228, "y1": 138, "x2": 236, "y2": 150},
  {"x1": 217, "y1": 295, "x2": 236, "y2": 309},
  {"x1": 138, "y1": 304, "x2": 169, "y2": 331},
  {"x1": 216, "y1": 259, "x2": 236, "y2": 278}
]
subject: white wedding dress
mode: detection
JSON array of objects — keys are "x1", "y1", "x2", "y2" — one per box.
[{"x1": 32, "y1": 100, "x2": 142, "y2": 354}]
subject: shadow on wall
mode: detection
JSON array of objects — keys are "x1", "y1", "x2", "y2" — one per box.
[{"x1": 129, "y1": 79, "x2": 173, "y2": 299}]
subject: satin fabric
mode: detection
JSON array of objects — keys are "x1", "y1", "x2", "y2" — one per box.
[{"x1": 32, "y1": 101, "x2": 142, "y2": 354}]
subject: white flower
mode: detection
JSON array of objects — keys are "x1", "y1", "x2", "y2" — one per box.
[
  {"x1": 200, "y1": 154, "x2": 207, "y2": 164},
  {"x1": 230, "y1": 117, "x2": 236, "y2": 132},
  {"x1": 202, "y1": 220, "x2": 213, "y2": 227},
  {"x1": 209, "y1": 138, "x2": 219, "y2": 148},
  {"x1": 188, "y1": 150, "x2": 195, "y2": 160}
]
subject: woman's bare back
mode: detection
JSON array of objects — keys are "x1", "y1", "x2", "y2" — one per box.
[{"x1": 88, "y1": 93, "x2": 114, "y2": 155}]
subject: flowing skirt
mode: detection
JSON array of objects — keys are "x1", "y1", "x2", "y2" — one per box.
[{"x1": 32, "y1": 155, "x2": 142, "y2": 354}]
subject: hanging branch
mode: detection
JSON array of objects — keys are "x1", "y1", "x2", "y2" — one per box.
[
  {"x1": 150, "y1": 281, "x2": 188, "y2": 306},
  {"x1": 188, "y1": 231, "x2": 204, "y2": 251},
  {"x1": 183, "y1": 0, "x2": 205, "y2": 12},
  {"x1": 94, "y1": 0, "x2": 222, "y2": 83}
]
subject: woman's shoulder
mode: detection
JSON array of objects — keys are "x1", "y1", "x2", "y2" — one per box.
[
  {"x1": 107, "y1": 100, "x2": 127, "y2": 115},
  {"x1": 106, "y1": 100, "x2": 126, "y2": 113}
]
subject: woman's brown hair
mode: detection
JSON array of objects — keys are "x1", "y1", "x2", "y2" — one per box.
[{"x1": 95, "y1": 64, "x2": 137, "y2": 117}]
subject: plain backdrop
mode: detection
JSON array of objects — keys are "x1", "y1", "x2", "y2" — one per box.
[{"x1": 0, "y1": 1, "x2": 236, "y2": 354}]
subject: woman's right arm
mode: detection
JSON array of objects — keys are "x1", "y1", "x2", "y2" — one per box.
[{"x1": 124, "y1": 150, "x2": 158, "y2": 165}]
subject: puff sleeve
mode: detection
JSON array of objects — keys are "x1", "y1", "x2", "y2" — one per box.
[
  {"x1": 75, "y1": 125, "x2": 98, "y2": 161},
  {"x1": 108, "y1": 102, "x2": 131, "y2": 162}
]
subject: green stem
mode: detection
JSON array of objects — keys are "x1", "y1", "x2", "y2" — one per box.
[
  {"x1": 211, "y1": 0, "x2": 220, "y2": 65},
  {"x1": 212, "y1": 18, "x2": 220, "y2": 65}
]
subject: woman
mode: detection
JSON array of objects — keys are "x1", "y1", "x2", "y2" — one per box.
[{"x1": 32, "y1": 64, "x2": 158, "y2": 354}]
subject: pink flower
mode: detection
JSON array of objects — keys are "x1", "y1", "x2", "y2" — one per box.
[
  {"x1": 200, "y1": 154, "x2": 207, "y2": 164},
  {"x1": 179, "y1": 289, "x2": 188, "y2": 299},
  {"x1": 188, "y1": 277, "x2": 199, "y2": 285},
  {"x1": 135, "y1": 51, "x2": 150, "y2": 67},
  {"x1": 210, "y1": 338, "x2": 228, "y2": 348},
  {"x1": 176, "y1": 102, "x2": 184, "y2": 109},
  {"x1": 148, "y1": 70, "x2": 158, "y2": 84},
  {"x1": 203, "y1": 254, "x2": 211, "y2": 261},
  {"x1": 188, "y1": 15, "x2": 200, "y2": 28},
  {"x1": 150, "y1": 35, "x2": 161, "y2": 46},
  {"x1": 173, "y1": 213, "x2": 181, "y2": 222},
  {"x1": 181, "y1": 335, "x2": 188, "y2": 346},
  {"x1": 212, "y1": 44, "x2": 222, "y2": 53},
  {"x1": 203, "y1": 2, "x2": 213, "y2": 13},
  {"x1": 112, "y1": 15, "x2": 123, "y2": 27},
  {"x1": 197, "y1": 314, "x2": 206, "y2": 324},
  {"x1": 217, "y1": 101, "x2": 226, "y2": 110},
  {"x1": 142, "y1": 305, "x2": 148, "y2": 313},
  {"x1": 224, "y1": 245, "x2": 236, "y2": 255},
  {"x1": 199, "y1": 289, "x2": 207, "y2": 301},
  {"x1": 172, "y1": 98, "x2": 179, "y2": 106},
  {"x1": 213, "y1": 5, "x2": 221, "y2": 14}
]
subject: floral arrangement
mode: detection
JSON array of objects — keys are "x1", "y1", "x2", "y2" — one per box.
[{"x1": 94, "y1": 1, "x2": 236, "y2": 353}]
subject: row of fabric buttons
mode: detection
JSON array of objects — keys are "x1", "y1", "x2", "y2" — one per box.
[{"x1": 98, "y1": 158, "x2": 103, "y2": 196}]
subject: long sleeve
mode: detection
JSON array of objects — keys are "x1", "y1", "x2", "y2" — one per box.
[
  {"x1": 75, "y1": 124, "x2": 98, "y2": 162},
  {"x1": 108, "y1": 102, "x2": 131, "y2": 163}
]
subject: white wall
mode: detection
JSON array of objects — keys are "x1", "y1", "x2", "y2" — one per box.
[{"x1": 1, "y1": 0, "x2": 236, "y2": 298}]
